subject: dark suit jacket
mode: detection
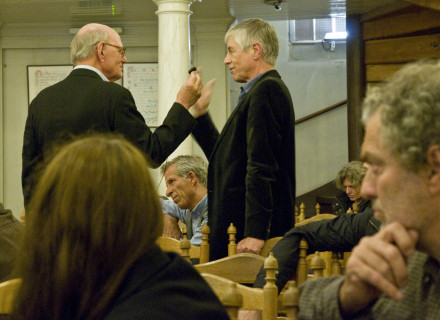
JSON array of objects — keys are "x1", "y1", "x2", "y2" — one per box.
[
  {"x1": 253, "y1": 208, "x2": 381, "y2": 292},
  {"x1": 22, "y1": 68, "x2": 196, "y2": 205},
  {"x1": 193, "y1": 70, "x2": 296, "y2": 260},
  {"x1": 104, "y1": 246, "x2": 229, "y2": 320}
]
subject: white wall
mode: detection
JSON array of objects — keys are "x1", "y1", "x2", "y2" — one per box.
[
  {"x1": 0, "y1": 18, "x2": 349, "y2": 218},
  {"x1": 276, "y1": 20, "x2": 349, "y2": 194},
  {"x1": 3, "y1": 48, "x2": 71, "y2": 218},
  {"x1": 0, "y1": 20, "x2": 230, "y2": 219}
]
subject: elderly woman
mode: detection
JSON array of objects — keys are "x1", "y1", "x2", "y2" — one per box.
[
  {"x1": 12, "y1": 134, "x2": 228, "y2": 320},
  {"x1": 332, "y1": 161, "x2": 371, "y2": 215}
]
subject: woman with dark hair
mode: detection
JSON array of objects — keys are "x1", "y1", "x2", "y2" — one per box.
[
  {"x1": 12, "y1": 134, "x2": 228, "y2": 320},
  {"x1": 332, "y1": 161, "x2": 371, "y2": 215}
]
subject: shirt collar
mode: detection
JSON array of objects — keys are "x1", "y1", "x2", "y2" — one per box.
[
  {"x1": 240, "y1": 70, "x2": 271, "y2": 97},
  {"x1": 191, "y1": 194, "x2": 208, "y2": 214},
  {"x1": 74, "y1": 65, "x2": 109, "y2": 82}
]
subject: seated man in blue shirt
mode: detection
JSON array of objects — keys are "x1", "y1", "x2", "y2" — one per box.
[{"x1": 160, "y1": 155, "x2": 208, "y2": 246}]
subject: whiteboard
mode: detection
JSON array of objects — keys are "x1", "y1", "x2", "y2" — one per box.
[
  {"x1": 122, "y1": 63, "x2": 158, "y2": 127},
  {"x1": 27, "y1": 65, "x2": 73, "y2": 104}
]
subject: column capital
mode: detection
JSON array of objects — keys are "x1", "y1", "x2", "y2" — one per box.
[{"x1": 153, "y1": 0, "x2": 193, "y2": 15}]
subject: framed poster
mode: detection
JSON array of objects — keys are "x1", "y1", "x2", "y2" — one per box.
[
  {"x1": 27, "y1": 65, "x2": 73, "y2": 105},
  {"x1": 122, "y1": 63, "x2": 158, "y2": 127}
]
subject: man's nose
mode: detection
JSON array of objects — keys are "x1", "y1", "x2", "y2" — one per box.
[
  {"x1": 166, "y1": 186, "x2": 172, "y2": 197},
  {"x1": 360, "y1": 173, "x2": 376, "y2": 200},
  {"x1": 224, "y1": 54, "x2": 230, "y2": 65}
]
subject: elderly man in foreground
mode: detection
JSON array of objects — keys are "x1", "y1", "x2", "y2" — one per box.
[
  {"x1": 299, "y1": 59, "x2": 440, "y2": 319},
  {"x1": 22, "y1": 23, "x2": 201, "y2": 208}
]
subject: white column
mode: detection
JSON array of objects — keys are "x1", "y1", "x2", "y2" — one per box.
[{"x1": 154, "y1": 0, "x2": 193, "y2": 194}]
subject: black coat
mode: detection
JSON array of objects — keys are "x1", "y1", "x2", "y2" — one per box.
[
  {"x1": 253, "y1": 208, "x2": 380, "y2": 292},
  {"x1": 22, "y1": 68, "x2": 196, "y2": 205},
  {"x1": 104, "y1": 246, "x2": 229, "y2": 320},
  {"x1": 193, "y1": 70, "x2": 296, "y2": 260},
  {"x1": 332, "y1": 191, "x2": 371, "y2": 215}
]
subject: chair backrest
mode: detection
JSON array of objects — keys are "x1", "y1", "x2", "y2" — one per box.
[
  {"x1": 156, "y1": 224, "x2": 210, "y2": 263},
  {"x1": 292, "y1": 207, "x2": 341, "y2": 285},
  {"x1": 0, "y1": 278, "x2": 21, "y2": 314},
  {"x1": 259, "y1": 237, "x2": 283, "y2": 258},
  {"x1": 156, "y1": 235, "x2": 198, "y2": 260},
  {"x1": 195, "y1": 253, "x2": 266, "y2": 284},
  {"x1": 294, "y1": 213, "x2": 337, "y2": 227},
  {"x1": 227, "y1": 223, "x2": 237, "y2": 256},
  {"x1": 201, "y1": 252, "x2": 283, "y2": 320},
  {"x1": 226, "y1": 223, "x2": 282, "y2": 258},
  {"x1": 278, "y1": 280, "x2": 300, "y2": 320}
]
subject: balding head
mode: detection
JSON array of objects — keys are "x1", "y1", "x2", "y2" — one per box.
[
  {"x1": 76, "y1": 23, "x2": 113, "y2": 36},
  {"x1": 70, "y1": 23, "x2": 120, "y2": 65},
  {"x1": 70, "y1": 23, "x2": 126, "y2": 81}
]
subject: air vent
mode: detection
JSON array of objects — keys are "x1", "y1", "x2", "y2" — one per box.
[{"x1": 70, "y1": 0, "x2": 122, "y2": 17}]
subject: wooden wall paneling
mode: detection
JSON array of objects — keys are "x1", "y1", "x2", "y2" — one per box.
[
  {"x1": 365, "y1": 33, "x2": 440, "y2": 64},
  {"x1": 363, "y1": 7, "x2": 440, "y2": 40},
  {"x1": 346, "y1": 15, "x2": 365, "y2": 161},
  {"x1": 366, "y1": 64, "x2": 405, "y2": 82},
  {"x1": 360, "y1": 2, "x2": 412, "y2": 23},
  {"x1": 404, "y1": 0, "x2": 440, "y2": 11}
]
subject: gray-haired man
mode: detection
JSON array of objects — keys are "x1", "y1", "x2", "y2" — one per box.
[
  {"x1": 22, "y1": 23, "x2": 202, "y2": 208},
  {"x1": 299, "y1": 60, "x2": 440, "y2": 319},
  {"x1": 160, "y1": 155, "x2": 208, "y2": 246}
]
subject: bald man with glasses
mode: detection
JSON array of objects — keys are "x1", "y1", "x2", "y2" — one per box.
[{"x1": 22, "y1": 23, "x2": 202, "y2": 208}]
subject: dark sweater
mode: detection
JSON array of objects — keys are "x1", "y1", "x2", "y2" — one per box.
[
  {"x1": 104, "y1": 246, "x2": 229, "y2": 320},
  {"x1": 253, "y1": 208, "x2": 380, "y2": 292}
]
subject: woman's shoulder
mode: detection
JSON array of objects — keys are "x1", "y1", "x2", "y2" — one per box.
[{"x1": 104, "y1": 248, "x2": 229, "y2": 320}]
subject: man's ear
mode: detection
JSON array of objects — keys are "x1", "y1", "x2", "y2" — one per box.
[
  {"x1": 251, "y1": 42, "x2": 263, "y2": 60},
  {"x1": 427, "y1": 145, "x2": 440, "y2": 193},
  {"x1": 187, "y1": 171, "x2": 198, "y2": 185},
  {"x1": 96, "y1": 41, "x2": 105, "y2": 62}
]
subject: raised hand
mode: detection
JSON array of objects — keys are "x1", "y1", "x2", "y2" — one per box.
[
  {"x1": 193, "y1": 78, "x2": 216, "y2": 118},
  {"x1": 339, "y1": 222, "x2": 419, "y2": 315},
  {"x1": 176, "y1": 72, "x2": 202, "y2": 110}
]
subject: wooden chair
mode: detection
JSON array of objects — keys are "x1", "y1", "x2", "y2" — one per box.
[
  {"x1": 156, "y1": 224, "x2": 210, "y2": 263},
  {"x1": 0, "y1": 278, "x2": 21, "y2": 314},
  {"x1": 202, "y1": 253, "x2": 300, "y2": 320},
  {"x1": 293, "y1": 205, "x2": 342, "y2": 285},
  {"x1": 195, "y1": 253, "x2": 266, "y2": 284},
  {"x1": 226, "y1": 223, "x2": 282, "y2": 258},
  {"x1": 295, "y1": 213, "x2": 337, "y2": 227},
  {"x1": 259, "y1": 237, "x2": 283, "y2": 258},
  {"x1": 295, "y1": 201, "x2": 336, "y2": 223},
  {"x1": 278, "y1": 280, "x2": 300, "y2": 320},
  {"x1": 202, "y1": 252, "x2": 298, "y2": 320}
]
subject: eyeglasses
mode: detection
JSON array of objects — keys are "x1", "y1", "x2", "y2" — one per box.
[{"x1": 105, "y1": 42, "x2": 127, "y2": 57}]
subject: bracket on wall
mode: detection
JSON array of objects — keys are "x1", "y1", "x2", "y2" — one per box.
[{"x1": 263, "y1": 0, "x2": 284, "y2": 10}]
